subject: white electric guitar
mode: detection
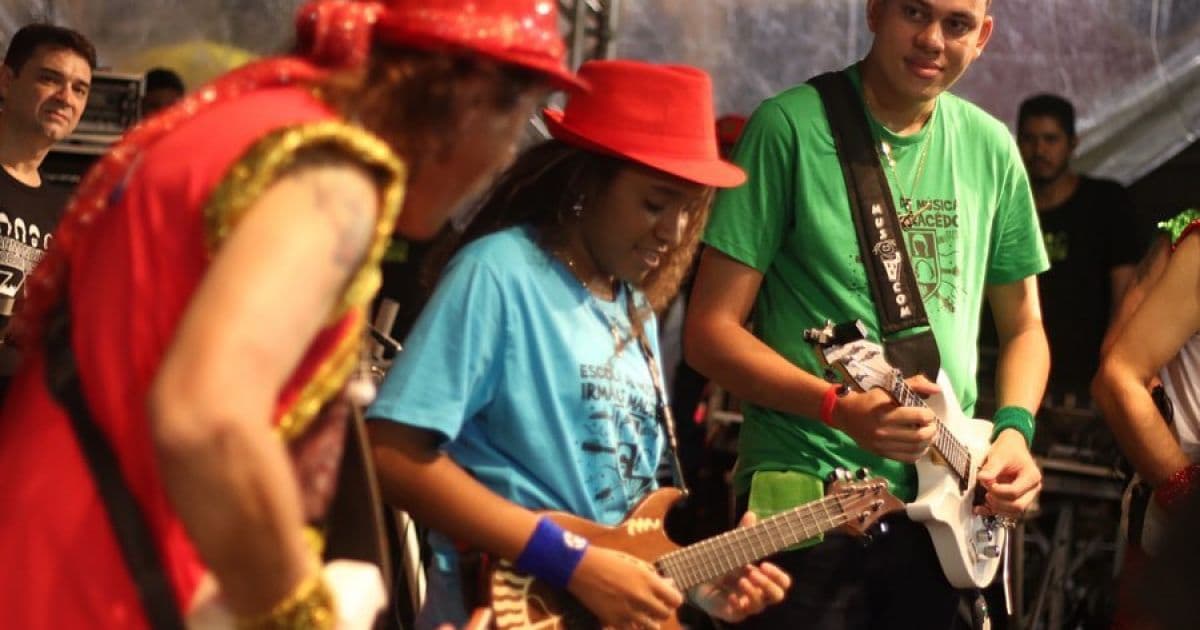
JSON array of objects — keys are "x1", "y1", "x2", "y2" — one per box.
[{"x1": 805, "y1": 320, "x2": 1007, "y2": 588}]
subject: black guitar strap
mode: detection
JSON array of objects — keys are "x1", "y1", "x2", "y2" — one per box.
[
  {"x1": 43, "y1": 308, "x2": 185, "y2": 630},
  {"x1": 808, "y1": 70, "x2": 941, "y2": 378}
]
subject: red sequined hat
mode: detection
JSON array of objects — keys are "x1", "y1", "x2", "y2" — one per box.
[
  {"x1": 543, "y1": 60, "x2": 746, "y2": 188},
  {"x1": 296, "y1": 0, "x2": 585, "y2": 92},
  {"x1": 375, "y1": 0, "x2": 586, "y2": 92}
]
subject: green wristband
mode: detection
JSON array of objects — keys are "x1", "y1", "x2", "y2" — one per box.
[{"x1": 991, "y1": 406, "x2": 1035, "y2": 447}]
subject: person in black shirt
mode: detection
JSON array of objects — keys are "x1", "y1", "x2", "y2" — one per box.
[
  {"x1": 1017, "y1": 93, "x2": 1140, "y2": 407},
  {"x1": 0, "y1": 24, "x2": 96, "y2": 381},
  {"x1": 142, "y1": 66, "x2": 184, "y2": 117}
]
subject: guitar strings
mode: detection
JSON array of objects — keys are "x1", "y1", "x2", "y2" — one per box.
[
  {"x1": 659, "y1": 494, "x2": 853, "y2": 589},
  {"x1": 897, "y1": 380, "x2": 972, "y2": 481}
]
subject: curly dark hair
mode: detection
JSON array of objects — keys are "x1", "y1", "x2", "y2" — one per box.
[
  {"x1": 318, "y1": 42, "x2": 541, "y2": 176},
  {"x1": 425, "y1": 139, "x2": 713, "y2": 352}
]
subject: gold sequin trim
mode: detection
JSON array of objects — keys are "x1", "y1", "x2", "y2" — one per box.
[
  {"x1": 203, "y1": 120, "x2": 406, "y2": 439},
  {"x1": 278, "y1": 320, "x2": 362, "y2": 440},
  {"x1": 235, "y1": 560, "x2": 334, "y2": 630},
  {"x1": 303, "y1": 525, "x2": 326, "y2": 556}
]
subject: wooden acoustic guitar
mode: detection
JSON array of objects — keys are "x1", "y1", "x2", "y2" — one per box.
[{"x1": 485, "y1": 474, "x2": 902, "y2": 629}]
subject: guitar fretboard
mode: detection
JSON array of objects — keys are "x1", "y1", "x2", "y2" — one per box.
[
  {"x1": 889, "y1": 374, "x2": 971, "y2": 486},
  {"x1": 655, "y1": 492, "x2": 859, "y2": 590}
]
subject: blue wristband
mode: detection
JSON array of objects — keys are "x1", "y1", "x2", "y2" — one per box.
[
  {"x1": 514, "y1": 517, "x2": 590, "y2": 590},
  {"x1": 991, "y1": 406, "x2": 1035, "y2": 447}
]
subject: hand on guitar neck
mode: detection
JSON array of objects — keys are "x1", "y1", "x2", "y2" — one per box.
[
  {"x1": 564, "y1": 511, "x2": 793, "y2": 628},
  {"x1": 830, "y1": 372, "x2": 941, "y2": 463},
  {"x1": 685, "y1": 510, "x2": 793, "y2": 623}
]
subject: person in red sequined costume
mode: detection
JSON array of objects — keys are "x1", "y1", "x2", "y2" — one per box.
[{"x1": 0, "y1": 1, "x2": 582, "y2": 628}]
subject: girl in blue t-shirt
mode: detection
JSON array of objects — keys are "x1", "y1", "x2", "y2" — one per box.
[{"x1": 367, "y1": 59, "x2": 791, "y2": 629}]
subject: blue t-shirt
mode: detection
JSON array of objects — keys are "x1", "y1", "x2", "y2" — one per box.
[{"x1": 368, "y1": 225, "x2": 666, "y2": 526}]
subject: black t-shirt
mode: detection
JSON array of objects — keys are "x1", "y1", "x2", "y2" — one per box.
[
  {"x1": 0, "y1": 165, "x2": 70, "y2": 317},
  {"x1": 1037, "y1": 176, "x2": 1141, "y2": 401}
]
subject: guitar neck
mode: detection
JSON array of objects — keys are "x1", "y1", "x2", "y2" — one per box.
[
  {"x1": 655, "y1": 495, "x2": 846, "y2": 591},
  {"x1": 888, "y1": 376, "x2": 971, "y2": 484}
]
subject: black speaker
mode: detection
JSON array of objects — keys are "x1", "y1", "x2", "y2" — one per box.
[{"x1": 73, "y1": 70, "x2": 143, "y2": 142}]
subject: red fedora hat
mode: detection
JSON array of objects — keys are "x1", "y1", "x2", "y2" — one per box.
[{"x1": 542, "y1": 59, "x2": 745, "y2": 188}]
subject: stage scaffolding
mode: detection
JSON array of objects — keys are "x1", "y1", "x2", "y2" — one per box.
[{"x1": 559, "y1": 0, "x2": 620, "y2": 68}]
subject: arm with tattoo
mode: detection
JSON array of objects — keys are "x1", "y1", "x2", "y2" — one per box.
[
  {"x1": 1103, "y1": 235, "x2": 1170, "y2": 356},
  {"x1": 148, "y1": 156, "x2": 379, "y2": 616}
]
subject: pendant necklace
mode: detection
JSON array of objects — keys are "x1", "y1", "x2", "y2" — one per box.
[
  {"x1": 555, "y1": 249, "x2": 625, "y2": 354},
  {"x1": 879, "y1": 123, "x2": 934, "y2": 229}
]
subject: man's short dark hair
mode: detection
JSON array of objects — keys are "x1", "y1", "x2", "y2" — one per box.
[
  {"x1": 145, "y1": 67, "x2": 185, "y2": 93},
  {"x1": 3, "y1": 23, "x2": 97, "y2": 73},
  {"x1": 1018, "y1": 93, "x2": 1076, "y2": 139}
]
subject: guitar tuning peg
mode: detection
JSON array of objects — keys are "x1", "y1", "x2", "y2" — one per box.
[{"x1": 855, "y1": 468, "x2": 870, "y2": 480}]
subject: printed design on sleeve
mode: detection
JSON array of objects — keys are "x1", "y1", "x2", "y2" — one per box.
[{"x1": 904, "y1": 196, "x2": 961, "y2": 313}]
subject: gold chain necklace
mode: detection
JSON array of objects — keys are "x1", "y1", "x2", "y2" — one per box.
[
  {"x1": 879, "y1": 125, "x2": 934, "y2": 229},
  {"x1": 554, "y1": 249, "x2": 625, "y2": 353}
]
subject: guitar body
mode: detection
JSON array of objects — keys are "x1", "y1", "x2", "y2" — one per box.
[
  {"x1": 489, "y1": 488, "x2": 685, "y2": 630},
  {"x1": 905, "y1": 371, "x2": 1005, "y2": 588}
]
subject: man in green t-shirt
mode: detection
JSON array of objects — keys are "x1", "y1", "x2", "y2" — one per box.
[{"x1": 685, "y1": 1, "x2": 1049, "y2": 628}]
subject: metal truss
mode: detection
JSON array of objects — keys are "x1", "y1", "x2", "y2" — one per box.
[{"x1": 558, "y1": 0, "x2": 620, "y2": 69}]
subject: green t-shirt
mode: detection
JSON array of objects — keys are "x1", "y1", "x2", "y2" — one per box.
[{"x1": 704, "y1": 66, "x2": 1049, "y2": 502}]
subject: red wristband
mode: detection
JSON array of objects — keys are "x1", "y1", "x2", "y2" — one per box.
[
  {"x1": 1154, "y1": 463, "x2": 1200, "y2": 513},
  {"x1": 820, "y1": 384, "x2": 843, "y2": 427}
]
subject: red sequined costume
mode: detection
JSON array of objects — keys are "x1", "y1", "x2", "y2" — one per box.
[{"x1": 0, "y1": 56, "x2": 404, "y2": 628}]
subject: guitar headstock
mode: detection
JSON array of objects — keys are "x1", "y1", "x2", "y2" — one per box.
[
  {"x1": 805, "y1": 320, "x2": 900, "y2": 395},
  {"x1": 826, "y1": 469, "x2": 905, "y2": 536}
]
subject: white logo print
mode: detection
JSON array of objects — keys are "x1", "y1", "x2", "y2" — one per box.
[{"x1": 562, "y1": 531, "x2": 588, "y2": 550}]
